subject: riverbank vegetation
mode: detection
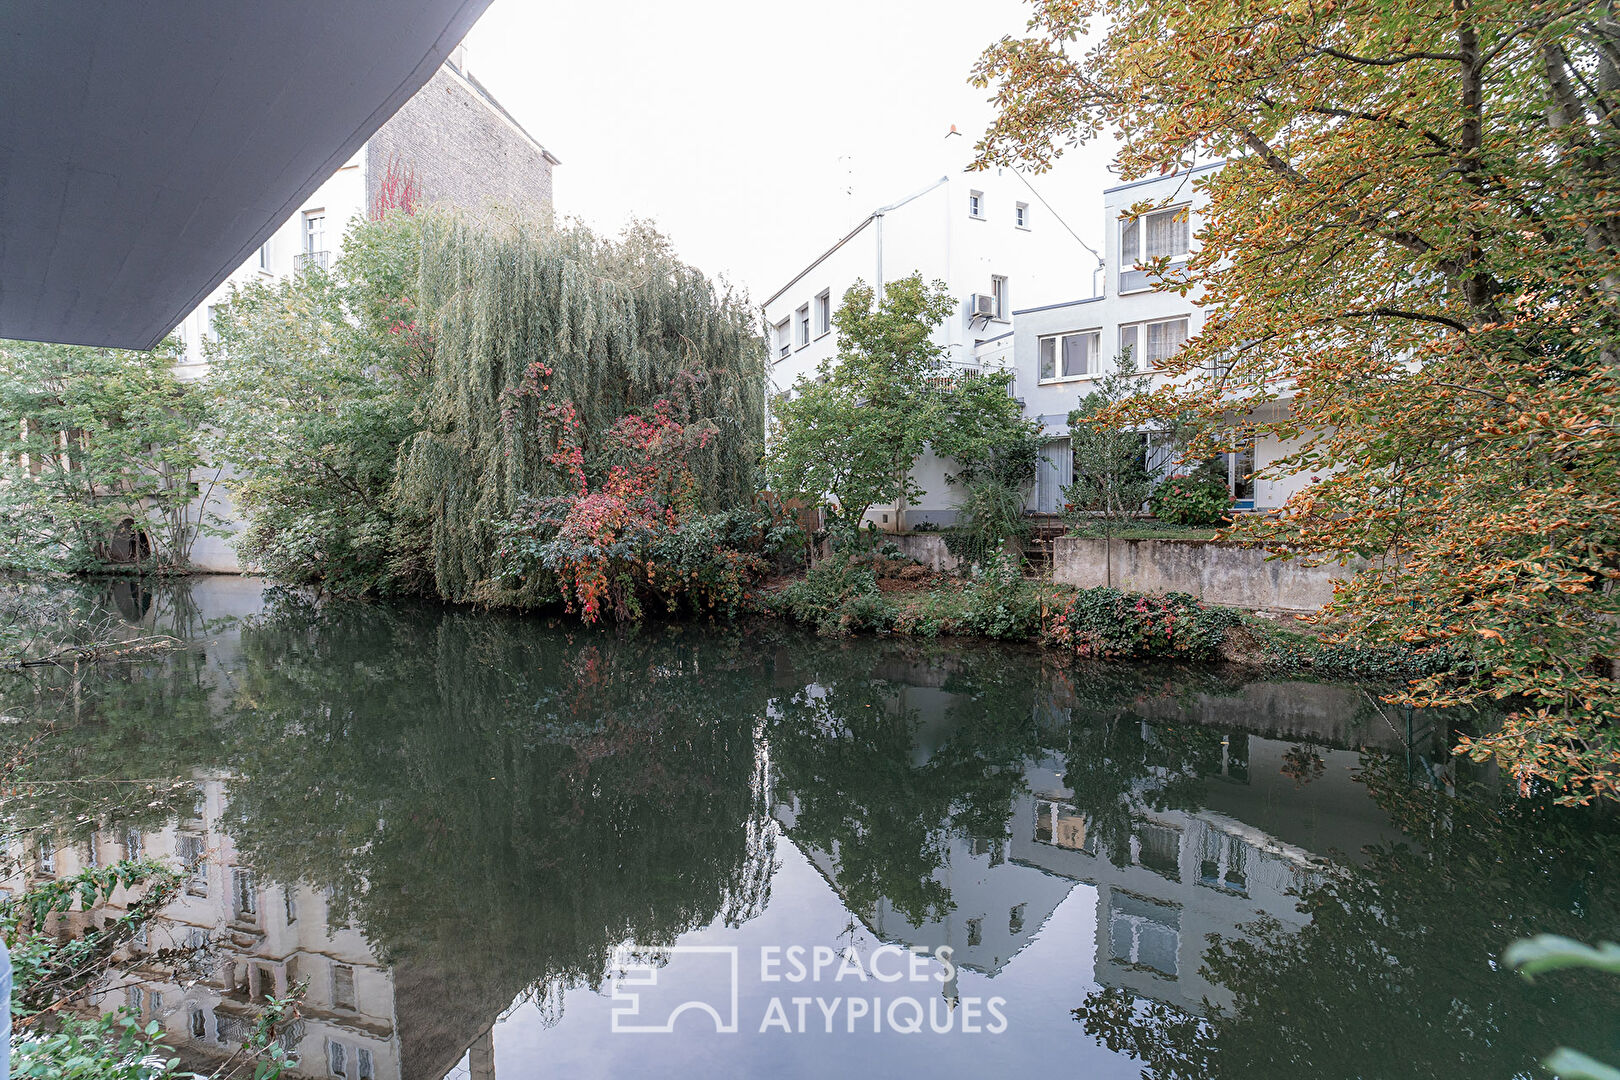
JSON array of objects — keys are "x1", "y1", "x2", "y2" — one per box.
[
  {"x1": 974, "y1": 0, "x2": 1620, "y2": 802},
  {"x1": 0, "y1": 339, "x2": 220, "y2": 574}
]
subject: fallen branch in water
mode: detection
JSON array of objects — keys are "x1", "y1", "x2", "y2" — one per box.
[{"x1": 0, "y1": 634, "x2": 183, "y2": 669}]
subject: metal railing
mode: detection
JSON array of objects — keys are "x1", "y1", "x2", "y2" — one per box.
[{"x1": 294, "y1": 250, "x2": 329, "y2": 272}]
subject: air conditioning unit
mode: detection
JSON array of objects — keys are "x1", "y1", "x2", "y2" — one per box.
[{"x1": 972, "y1": 293, "x2": 997, "y2": 318}]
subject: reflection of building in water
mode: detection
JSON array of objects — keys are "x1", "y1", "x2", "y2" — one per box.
[
  {"x1": 1015, "y1": 748, "x2": 1353, "y2": 1014},
  {"x1": 778, "y1": 798, "x2": 1074, "y2": 983},
  {"x1": 776, "y1": 670, "x2": 1403, "y2": 1018},
  {"x1": 5, "y1": 777, "x2": 496, "y2": 1080}
]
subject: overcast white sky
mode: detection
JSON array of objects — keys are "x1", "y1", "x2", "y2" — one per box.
[{"x1": 460, "y1": 0, "x2": 1119, "y2": 302}]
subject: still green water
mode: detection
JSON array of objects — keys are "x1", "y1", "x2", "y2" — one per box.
[{"x1": 2, "y1": 577, "x2": 1616, "y2": 1079}]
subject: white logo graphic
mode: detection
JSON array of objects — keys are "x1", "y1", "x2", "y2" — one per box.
[{"x1": 610, "y1": 945, "x2": 740, "y2": 1034}]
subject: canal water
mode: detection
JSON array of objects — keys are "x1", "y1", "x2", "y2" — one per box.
[{"x1": 2, "y1": 577, "x2": 1616, "y2": 1079}]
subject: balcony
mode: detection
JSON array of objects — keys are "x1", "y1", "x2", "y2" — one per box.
[{"x1": 295, "y1": 250, "x2": 330, "y2": 273}]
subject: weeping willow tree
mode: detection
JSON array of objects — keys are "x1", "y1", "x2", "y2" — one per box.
[{"x1": 395, "y1": 215, "x2": 766, "y2": 604}]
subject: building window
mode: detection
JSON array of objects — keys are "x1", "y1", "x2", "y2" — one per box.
[
  {"x1": 1120, "y1": 205, "x2": 1190, "y2": 290},
  {"x1": 85, "y1": 831, "x2": 99, "y2": 868},
  {"x1": 127, "y1": 986, "x2": 143, "y2": 1016},
  {"x1": 1108, "y1": 893, "x2": 1181, "y2": 977},
  {"x1": 1134, "y1": 820, "x2": 1183, "y2": 881},
  {"x1": 1199, "y1": 828, "x2": 1251, "y2": 896},
  {"x1": 1222, "y1": 440, "x2": 1257, "y2": 506},
  {"x1": 1039, "y1": 330, "x2": 1100, "y2": 381},
  {"x1": 773, "y1": 319, "x2": 791, "y2": 361},
  {"x1": 257, "y1": 242, "x2": 270, "y2": 272},
  {"x1": 177, "y1": 834, "x2": 207, "y2": 896},
  {"x1": 332, "y1": 964, "x2": 357, "y2": 1011},
  {"x1": 357, "y1": 1048, "x2": 374, "y2": 1080},
  {"x1": 814, "y1": 290, "x2": 831, "y2": 337},
  {"x1": 231, "y1": 868, "x2": 257, "y2": 921},
  {"x1": 1015, "y1": 202, "x2": 1029, "y2": 229},
  {"x1": 796, "y1": 304, "x2": 810, "y2": 348},
  {"x1": 1119, "y1": 317, "x2": 1189, "y2": 368},
  {"x1": 148, "y1": 991, "x2": 163, "y2": 1019},
  {"x1": 966, "y1": 917, "x2": 983, "y2": 947},
  {"x1": 285, "y1": 886, "x2": 299, "y2": 925},
  {"x1": 204, "y1": 305, "x2": 220, "y2": 342},
  {"x1": 968, "y1": 190, "x2": 984, "y2": 219},
  {"x1": 328, "y1": 1040, "x2": 348, "y2": 1078},
  {"x1": 37, "y1": 839, "x2": 55, "y2": 876},
  {"x1": 1009, "y1": 903, "x2": 1026, "y2": 935},
  {"x1": 189, "y1": 1003, "x2": 207, "y2": 1041},
  {"x1": 991, "y1": 275, "x2": 1009, "y2": 320},
  {"x1": 125, "y1": 828, "x2": 143, "y2": 860},
  {"x1": 300, "y1": 211, "x2": 328, "y2": 271},
  {"x1": 303, "y1": 212, "x2": 325, "y2": 254}
]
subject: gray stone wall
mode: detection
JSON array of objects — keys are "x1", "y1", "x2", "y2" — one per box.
[
  {"x1": 366, "y1": 62, "x2": 553, "y2": 219},
  {"x1": 1053, "y1": 537, "x2": 1360, "y2": 612}
]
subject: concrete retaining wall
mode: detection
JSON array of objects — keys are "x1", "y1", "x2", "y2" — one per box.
[
  {"x1": 890, "y1": 533, "x2": 962, "y2": 572},
  {"x1": 1053, "y1": 537, "x2": 1356, "y2": 612}
]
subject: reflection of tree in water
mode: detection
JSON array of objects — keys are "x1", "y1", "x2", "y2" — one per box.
[
  {"x1": 763, "y1": 640, "x2": 1045, "y2": 927},
  {"x1": 217, "y1": 596, "x2": 779, "y2": 1035},
  {"x1": 0, "y1": 592, "x2": 227, "y2": 846},
  {"x1": 1042, "y1": 662, "x2": 1232, "y2": 869},
  {"x1": 1073, "y1": 756, "x2": 1620, "y2": 1079}
]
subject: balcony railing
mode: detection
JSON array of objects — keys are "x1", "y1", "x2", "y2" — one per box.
[{"x1": 294, "y1": 249, "x2": 330, "y2": 272}]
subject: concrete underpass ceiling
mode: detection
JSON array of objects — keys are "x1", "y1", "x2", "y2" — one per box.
[{"x1": 0, "y1": 0, "x2": 493, "y2": 349}]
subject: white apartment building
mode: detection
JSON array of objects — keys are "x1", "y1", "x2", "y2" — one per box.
[
  {"x1": 173, "y1": 45, "x2": 557, "y2": 572},
  {"x1": 762, "y1": 164, "x2": 1098, "y2": 529},
  {"x1": 1011, "y1": 164, "x2": 1311, "y2": 515}
]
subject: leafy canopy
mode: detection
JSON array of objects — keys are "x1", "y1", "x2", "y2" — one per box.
[
  {"x1": 767, "y1": 274, "x2": 967, "y2": 535},
  {"x1": 0, "y1": 339, "x2": 215, "y2": 572},
  {"x1": 974, "y1": 0, "x2": 1620, "y2": 801}
]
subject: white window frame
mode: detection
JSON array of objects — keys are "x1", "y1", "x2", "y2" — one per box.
[
  {"x1": 1118, "y1": 316, "x2": 1190, "y2": 369},
  {"x1": 968, "y1": 190, "x2": 985, "y2": 219},
  {"x1": 1015, "y1": 202, "x2": 1030, "y2": 229},
  {"x1": 773, "y1": 319, "x2": 791, "y2": 361},
  {"x1": 795, "y1": 303, "x2": 810, "y2": 349},
  {"x1": 1037, "y1": 329, "x2": 1102, "y2": 383},
  {"x1": 813, "y1": 290, "x2": 831, "y2": 338},
  {"x1": 302, "y1": 210, "x2": 326, "y2": 255},
  {"x1": 257, "y1": 242, "x2": 271, "y2": 272},
  {"x1": 1119, "y1": 204, "x2": 1191, "y2": 292}
]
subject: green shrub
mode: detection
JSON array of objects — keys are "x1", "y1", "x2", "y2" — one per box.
[
  {"x1": 946, "y1": 479, "x2": 1033, "y2": 568},
  {"x1": 1150, "y1": 476, "x2": 1232, "y2": 526},
  {"x1": 772, "y1": 556, "x2": 897, "y2": 636},
  {"x1": 960, "y1": 552, "x2": 1041, "y2": 639},
  {"x1": 1043, "y1": 588, "x2": 1240, "y2": 660},
  {"x1": 1263, "y1": 636, "x2": 1465, "y2": 682}
]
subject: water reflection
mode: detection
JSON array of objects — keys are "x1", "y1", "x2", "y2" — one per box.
[{"x1": 1, "y1": 579, "x2": 1614, "y2": 1079}]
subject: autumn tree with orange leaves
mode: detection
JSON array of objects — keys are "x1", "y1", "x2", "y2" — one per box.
[{"x1": 973, "y1": 0, "x2": 1620, "y2": 802}]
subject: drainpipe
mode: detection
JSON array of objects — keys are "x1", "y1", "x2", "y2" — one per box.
[{"x1": 875, "y1": 209, "x2": 885, "y2": 295}]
